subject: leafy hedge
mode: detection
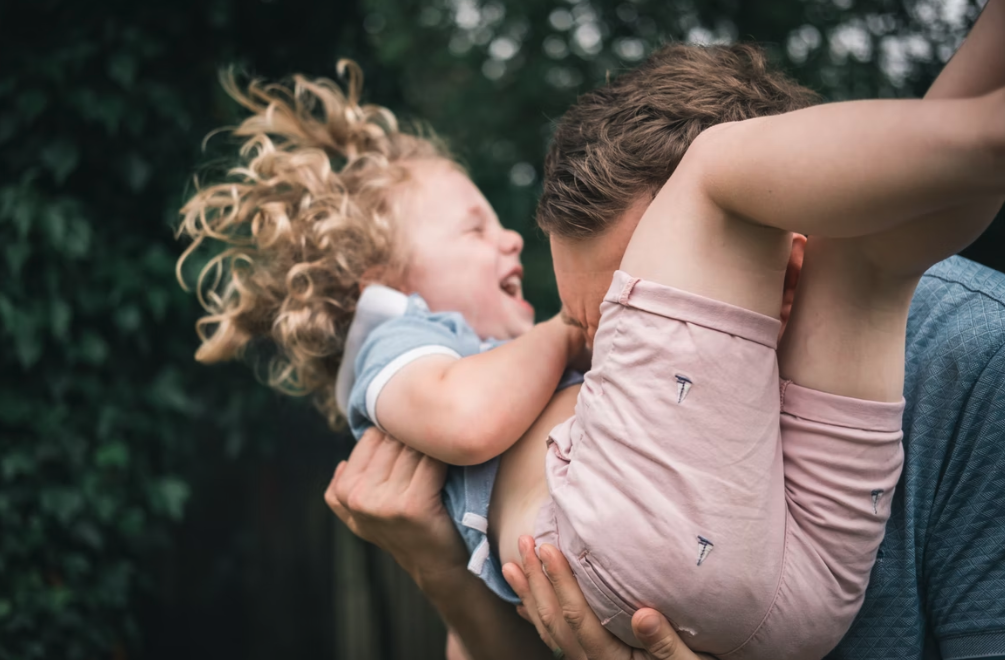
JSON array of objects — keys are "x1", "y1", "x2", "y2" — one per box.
[{"x1": 0, "y1": 1, "x2": 370, "y2": 657}]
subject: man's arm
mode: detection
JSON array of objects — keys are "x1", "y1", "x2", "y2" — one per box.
[
  {"x1": 376, "y1": 315, "x2": 581, "y2": 466},
  {"x1": 326, "y1": 429, "x2": 553, "y2": 660}
]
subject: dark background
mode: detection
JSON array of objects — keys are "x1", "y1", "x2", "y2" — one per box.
[{"x1": 0, "y1": 0, "x2": 1000, "y2": 658}]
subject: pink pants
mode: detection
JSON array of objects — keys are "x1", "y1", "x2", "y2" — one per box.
[{"x1": 535, "y1": 271, "x2": 904, "y2": 659}]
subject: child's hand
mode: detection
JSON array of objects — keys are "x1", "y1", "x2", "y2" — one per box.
[{"x1": 550, "y1": 309, "x2": 589, "y2": 365}]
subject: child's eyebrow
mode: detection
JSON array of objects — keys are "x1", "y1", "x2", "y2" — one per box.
[{"x1": 465, "y1": 206, "x2": 487, "y2": 226}]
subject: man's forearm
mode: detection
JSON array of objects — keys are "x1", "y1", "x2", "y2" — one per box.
[{"x1": 417, "y1": 565, "x2": 552, "y2": 660}]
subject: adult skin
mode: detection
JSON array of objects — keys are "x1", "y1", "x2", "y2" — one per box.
[{"x1": 328, "y1": 3, "x2": 1005, "y2": 658}]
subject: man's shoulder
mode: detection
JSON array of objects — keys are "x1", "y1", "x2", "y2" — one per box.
[
  {"x1": 898, "y1": 257, "x2": 1005, "y2": 660},
  {"x1": 909, "y1": 257, "x2": 1005, "y2": 357},
  {"x1": 915, "y1": 256, "x2": 1005, "y2": 318}
]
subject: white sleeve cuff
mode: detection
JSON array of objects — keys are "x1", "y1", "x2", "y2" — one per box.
[{"x1": 365, "y1": 345, "x2": 461, "y2": 430}]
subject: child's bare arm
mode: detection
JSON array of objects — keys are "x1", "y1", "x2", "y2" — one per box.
[
  {"x1": 374, "y1": 316, "x2": 582, "y2": 466},
  {"x1": 851, "y1": 0, "x2": 1005, "y2": 275},
  {"x1": 927, "y1": 0, "x2": 1005, "y2": 101},
  {"x1": 689, "y1": 88, "x2": 1005, "y2": 240}
]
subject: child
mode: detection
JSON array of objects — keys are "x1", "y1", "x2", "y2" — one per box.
[{"x1": 177, "y1": 63, "x2": 585, "y2": 602}]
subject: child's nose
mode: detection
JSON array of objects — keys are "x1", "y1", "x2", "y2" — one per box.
[{"x1": 501, "y1": 229, "x2": 523, "y2": 254}]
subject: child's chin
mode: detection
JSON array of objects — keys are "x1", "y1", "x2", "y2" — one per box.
[{"x1": 513, "y1": 315, "x2": 536, "y2": 337}]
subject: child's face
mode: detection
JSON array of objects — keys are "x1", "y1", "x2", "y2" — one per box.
[
  {"x1": 397, "y1": 159, "x2": 535, "y2": 340},
  {"x1": 550, "y1": 197, "x2": 649, "y2": 347}
]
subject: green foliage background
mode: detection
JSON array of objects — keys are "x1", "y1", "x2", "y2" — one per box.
[{"x1": 0, "y1": 0, "x2": 997, "y2": 658}]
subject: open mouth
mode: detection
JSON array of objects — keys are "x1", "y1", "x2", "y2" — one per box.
[{"x1": 500, "y1": 271, "x2": 523, "y2": 299}]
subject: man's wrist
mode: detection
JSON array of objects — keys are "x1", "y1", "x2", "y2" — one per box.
[
  {"x1": 411, "y1": 560, "x2": 473, "y2": 598},
  {"x1": 395, "y1": 529, "x2": 471, "y2": 593}
]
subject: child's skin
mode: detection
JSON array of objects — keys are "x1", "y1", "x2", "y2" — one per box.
[{"x1": 373, "y1": 160, "x2": 583, "y2": 466}]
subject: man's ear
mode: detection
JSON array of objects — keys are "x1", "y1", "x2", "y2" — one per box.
[{"x1": 779, "y1": 234, "x2": 806, "y2": 336}]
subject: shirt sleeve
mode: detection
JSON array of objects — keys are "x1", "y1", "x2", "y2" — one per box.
[
  {"x1": 346, "y1": 312, "x2": 480, "y2": 439},
  {"x1": 925, "y1": 342, "x2": 1005, "y2": 660}
]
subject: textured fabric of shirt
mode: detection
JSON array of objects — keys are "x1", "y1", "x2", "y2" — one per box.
[{"x1": 827, "y1": 256, "x2": 1005, "y2": 660}]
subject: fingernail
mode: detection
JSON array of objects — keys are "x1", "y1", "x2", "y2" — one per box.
[
  {"x1": 637, "y1": 612, "x2": 660, "y2": 637},
  {"x1": 519, "y1": 536, "x2": 532, "y2": 554},
  {"x1": 540, "y1": 545, "x2": 553, "y2": 569}
]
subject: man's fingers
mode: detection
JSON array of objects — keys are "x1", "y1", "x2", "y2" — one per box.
[
  {"x1": 334, "y1": 430, "x2": 384, "y2": 507},
  {"x1": 518, "y1": 536, "x2": 587, "y2": 660},
  {"x1": 357, "y1": 432, "x2": 403, "y2": 494},
  {"x1": 539, "y1": 544, "x2": 626, "y2": 658},
  {"x1": 349, "y1": 428, "x2": 385, "y2": 470},
  {"x1": 410, "y1": 453, "x2": 448, "y2": 493},
  {"x1": 631, "y1": 609, "x2": 702, "y2": 660},
  {"x1": 325, "y1": 461, "x2": 346, "y2": 510},
  {"x1": 502, "y1": 562, "x2": 532, "y2": 603},
  {"x1": 503, "y1": 562, "x2": 545, "y2": 644},
  {"x1": 388, "y1": 443, "x2": 423, "y2": 490},
  {"x1": 504, "y1": 562, "x2": 563, "y2": 653},
  {"x1": 325, "y1": 462, "x2": 360, "y2": 534}
]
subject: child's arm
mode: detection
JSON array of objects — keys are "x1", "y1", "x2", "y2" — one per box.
[
  {"x1": 851, "y1": 0, "x2": 1005, "y2": 275},
  {"x1": 374, "y1": 315, "x2": 582, "y2": 466},
  {"x1": 683, "y1": 86, "x2": 1005, "y2": 239},
  {"x1": 927, "y1": 0, "x2": 1005, "y2": 101}
]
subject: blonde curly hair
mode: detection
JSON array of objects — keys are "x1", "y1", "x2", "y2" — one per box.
[{"x1": 176, "y1": 61, "x2": 451, "y2": 427}]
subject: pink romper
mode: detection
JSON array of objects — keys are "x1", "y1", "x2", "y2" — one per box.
[{"x1": 534, "y1": 271, "x2": 905, "y2": 659}]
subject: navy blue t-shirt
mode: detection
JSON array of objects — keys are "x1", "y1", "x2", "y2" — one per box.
[{"x1": 828, "y1": 257, "x2": 1005, "y2": 660}]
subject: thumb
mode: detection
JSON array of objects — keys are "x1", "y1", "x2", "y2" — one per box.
[{"x1": 632, "y1": 609, "x2": 692, "y2": 660}]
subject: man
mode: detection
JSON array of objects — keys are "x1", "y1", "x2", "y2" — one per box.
[{"x1": 327, "y1": 3, "x2": 1005, "y2": 658}]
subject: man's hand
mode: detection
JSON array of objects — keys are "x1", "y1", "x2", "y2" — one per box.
[
  {"x1": 327, "y1": 433, "x2": 557, "y2": 660},
  {"x1": 325, "y1": 428, "x2": 467, "y2": 583},
  {"x1": 503, "y1": 536, "x2": 714, "y2": 660}
]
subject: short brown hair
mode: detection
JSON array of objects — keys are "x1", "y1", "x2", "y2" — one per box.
[{"x1": 537, "y1": 43, "x2": 819, "y2": 238}]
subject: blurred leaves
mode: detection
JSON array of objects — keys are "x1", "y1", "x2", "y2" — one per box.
[{"x1": 0, "y1": 1, "x2": 366, "y2": 657}]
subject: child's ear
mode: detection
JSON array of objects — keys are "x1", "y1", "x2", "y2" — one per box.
[
  {"x1": 779, "y1": 234, "x2": 807, "y2": 338},
  {"x1": 358, "y1": 264, "x2": 403, "y2": 292}
]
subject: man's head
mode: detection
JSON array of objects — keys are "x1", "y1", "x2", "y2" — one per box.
[{"x1": 538, "y1": 43, "x2": 818, "y2": 343}]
